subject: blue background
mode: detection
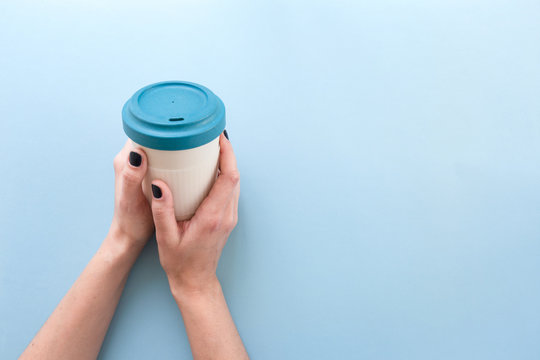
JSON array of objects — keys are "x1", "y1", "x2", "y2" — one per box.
[{"x1": 1, "y1": 0, "x2": 539, "y2": 359}]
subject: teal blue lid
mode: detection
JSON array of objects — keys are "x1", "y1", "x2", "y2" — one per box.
[{"x1": 122, "y1": 81, "x2": 226, "y2": 150}]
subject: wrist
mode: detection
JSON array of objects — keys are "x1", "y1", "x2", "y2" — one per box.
[
  {"x1": 101, "y1": 231, "x2": 144, "y2": 265},
  {"x1": 170, "y1": 276, "x2": 222, "y2": 308},
  {"x1": 106, "y1": 224, "x2": 146, "y2": 254}
]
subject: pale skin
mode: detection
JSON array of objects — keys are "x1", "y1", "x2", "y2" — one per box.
[{"x1": 20, "y1": 132, "x2": 248, "y2": 360}]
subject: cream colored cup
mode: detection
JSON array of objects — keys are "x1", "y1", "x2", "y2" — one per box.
[
  {"x1": 132, "y1": 137, "x2": 219, "y2": 220},
  {"x1": 122, "y1": 81, "x2": 226, "y2": 220}
]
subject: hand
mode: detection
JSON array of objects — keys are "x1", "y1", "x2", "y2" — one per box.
[
  {"x1": 149, "y1": 133, "x2": 247, "y2": 359},
  {"x1": 107, "y1": 141, "x2": 154, "y2": 253},
  {"x1": 150, "y1": 133, "x2": 240, "y2": 294},
  {"x1": 20, "y1": 141, "x2": 156, "y2": 360}
]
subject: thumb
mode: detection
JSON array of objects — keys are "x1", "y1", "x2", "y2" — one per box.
[
  {"x1": 116, "y1": 148, "x2": 148, "y2": 199},
  {"x1": 150, "y1": 180, "x2": 179, "y2": 248}
]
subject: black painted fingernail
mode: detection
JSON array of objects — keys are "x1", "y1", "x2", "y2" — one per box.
[
  {"x1": 152, "y1": 184, "x2": 162, "y2": 199},
  {"x1": 129, "y1": 151, "x2": 142, "y2": 167},
  {"x1": 223, "y1": 129, "x2": 229, "y2": 140}
]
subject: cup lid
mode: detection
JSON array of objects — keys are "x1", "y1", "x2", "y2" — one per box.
[{"x1": 122, "y1": 81, "x2": 226, "y2": 150}]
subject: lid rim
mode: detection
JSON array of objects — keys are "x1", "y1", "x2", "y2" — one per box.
[{"x1": 122, "y1": 81, "x2": 226, "y2": 151}]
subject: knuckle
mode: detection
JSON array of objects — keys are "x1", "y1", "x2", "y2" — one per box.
[
  {"x1": 223, "y1": 216, "x2": 237, "y2": 232},
  {"x1": 113, "y1": 155, "x2": 122, "y2": 172},
  {"x1": 202, "y1": 211, "x2": 237, "y2": 233},
  {"x1": 204, "y1": 215, "x2": 221, "y2": 232},
  {"x1": 121, "y1": 168, "x2": 140, "y2": 185},
  {"x1": 226, "y1": 170, "x2": 240, "y2": 186},
  {"x1": 152, "y1": 205, "x2": 173, "y2": 219}
]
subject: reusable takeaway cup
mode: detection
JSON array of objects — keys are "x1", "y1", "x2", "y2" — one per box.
[{"x1": 122, "y1": 81, "x2": 226, "y2": 221}]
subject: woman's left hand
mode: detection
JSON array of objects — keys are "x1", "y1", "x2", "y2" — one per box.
[
  {"x1": 107, "y1": 141, "x2": 154, "y2": 252},
  {"x1": 20, "y1": 141, "x2": 155, "y2": 360}
]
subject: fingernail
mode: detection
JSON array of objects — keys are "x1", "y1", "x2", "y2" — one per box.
[
  {"x1": 152, "y1": 184, "x2": 162, "y2": 199},
  {"x1": 223, "y1": 129, "x2": 229, "y2": 140},
  {"x1": 129, "y1": 151, "x2": 142, "y2": 167}
]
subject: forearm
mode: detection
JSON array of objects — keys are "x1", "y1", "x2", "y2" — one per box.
[
  {"x1": 172, "y1": 278, "x2": 249, "y2": 360},
  {"x1": 21, "y1": 235, "x2": 141, "y2": 360}
]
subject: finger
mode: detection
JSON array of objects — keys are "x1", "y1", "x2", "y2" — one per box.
[
  {"x1": 232, "y1": 183, "x2": 240, "y2": 223},
  {"x1": 218, "y1": 132, "x2": 238, "y2": 175},
  {"x1": 217, "y1": 186, "x2": 239, "y2": 248},
  {"x1": 150, "y1": 180, "x2": 180, "y2": 248},
  {"x1": 227, "y1": 182, "x2": 240, "y2": 224},
  {"x1": 194, "y1": 133, "x2": 240, "y2": 219},
  {"x1": 116, "y1": 145, "x2": 148, "y2": 200},
  {"x1": 113, "y1": 140, "x2": 134, "y2": 173}
]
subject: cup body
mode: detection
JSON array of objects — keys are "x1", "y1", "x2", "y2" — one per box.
[{"x1": 132, "y1": 136, "x2": 220, "y2": 221}]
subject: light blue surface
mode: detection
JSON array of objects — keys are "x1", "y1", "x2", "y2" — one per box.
[
  {"x1": 123, "y1": 81, "x2": 226, "y2": 150},
  {"x1": 1, "y1": 1, "x2": 540, "y2": 359}
]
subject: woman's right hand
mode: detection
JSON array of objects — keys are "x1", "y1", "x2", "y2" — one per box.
[
  {"x1": 150, "y1": 132, "x2": 240, "y2": 295},
  {"x1": 150, "y1": 132, "x2": 249, "y2": 359}
]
